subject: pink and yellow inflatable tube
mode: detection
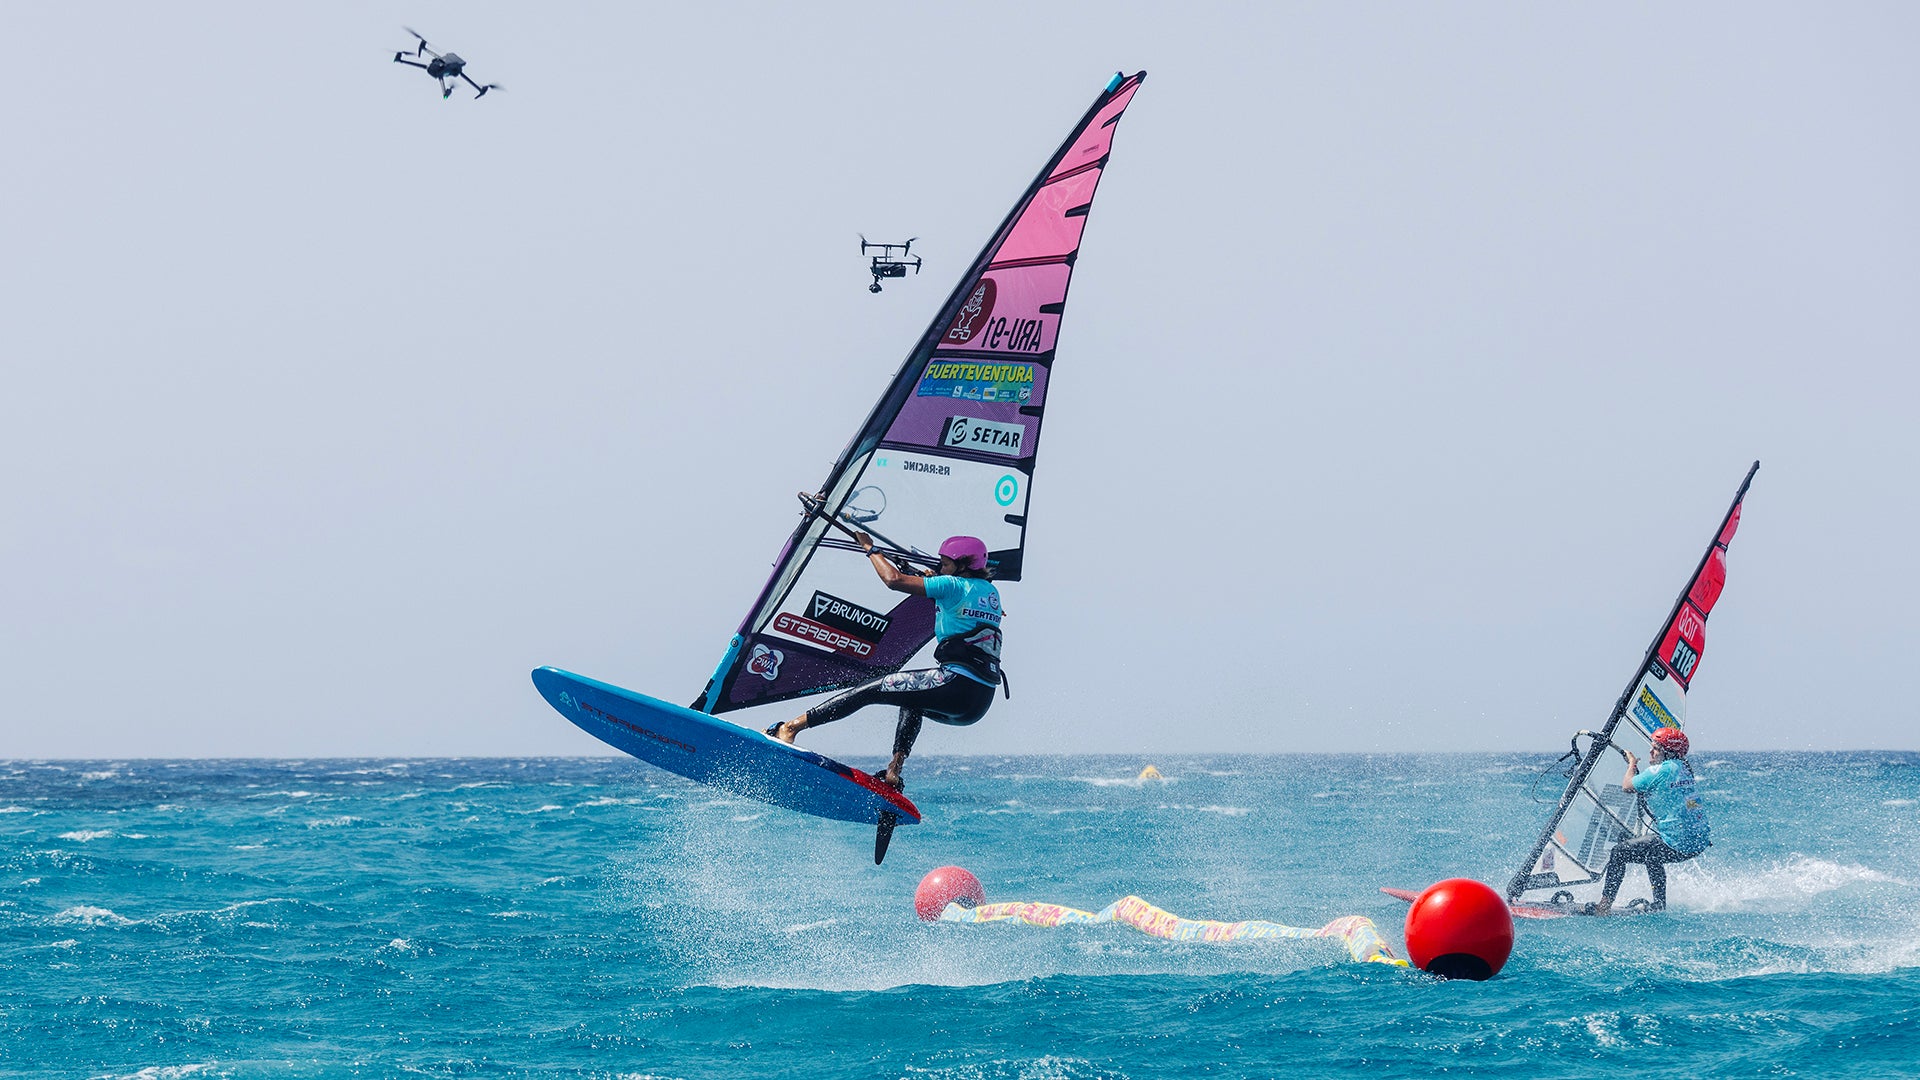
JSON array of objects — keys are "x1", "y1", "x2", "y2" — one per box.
[{"x1": 940, "y1": 895, "x2": 1408, "y2": 967}]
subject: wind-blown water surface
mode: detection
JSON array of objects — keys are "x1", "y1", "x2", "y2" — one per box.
[{"x1": 3, "y1": 753, "x2": 1915, "y2": 1078}]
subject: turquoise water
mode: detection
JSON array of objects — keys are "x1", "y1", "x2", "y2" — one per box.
[{"x1": 3, "y1": 753, "x2": 1916, "y2": 1078}]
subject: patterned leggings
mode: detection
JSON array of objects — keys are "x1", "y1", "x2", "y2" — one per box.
[{"x1": 804, "y1": 667, "x2": 996, "y2": 757}]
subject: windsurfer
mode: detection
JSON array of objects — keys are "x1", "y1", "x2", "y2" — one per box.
[
  {"x1": 768, "y1": 533, "x2": 1002, "y2": 790},
  {"x1": 1587, "y1": 727, "x2": 1710, "y2": 915}
]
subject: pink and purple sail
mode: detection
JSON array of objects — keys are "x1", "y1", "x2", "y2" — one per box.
[{"x1": 696, "y1": 72, "x2": 1147, "y2": 716}]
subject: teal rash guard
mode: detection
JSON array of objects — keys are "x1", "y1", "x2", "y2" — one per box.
[
  {"x1": 1631, "y1": 759, "x2": 1711, "y2": 854},
  {"x1": 922, "y1": 575, "x2": 1003, "y2": 687}
]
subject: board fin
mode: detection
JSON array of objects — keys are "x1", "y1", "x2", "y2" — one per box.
[{"x1": 874, "y1": 811, "x2": 899, "y2": 864}]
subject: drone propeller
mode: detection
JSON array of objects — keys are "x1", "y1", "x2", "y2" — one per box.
[{"x1": 401, "y1": 26, "x2": 437, "y2": 58}]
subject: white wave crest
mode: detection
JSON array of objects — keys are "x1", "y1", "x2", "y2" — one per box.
[
  {"x1": 57, "y1": 830, "x2": 113, "y2": 842},
  {"x1": 53, "y1": 905, "x2": 135, "y2": 927},
  {"x1": 1071, "y1": 774, "x2": 1173, "y2": 788},
  {"x1": 94, "y1": 1064, "x2": 221, "y2": 1080},
  {"x1": 1670, "y1": 855, "x2": 1911, "y2": 912},
  {"x1": 1155, "y1": 804, "x2": 1250, "y2": 816},
  {"x1": 304, "y1": 816, "x2": 360, "y2": 829}
]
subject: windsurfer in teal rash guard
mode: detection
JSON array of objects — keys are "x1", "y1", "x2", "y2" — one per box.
[
  {"x1": 768, "y1": 534, "x2": 1002, "y2": 791},
  {"x1": 1587, "y1": 727, "x2": 1711, "y2": 915}
]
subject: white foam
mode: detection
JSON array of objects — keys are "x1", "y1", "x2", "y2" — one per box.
[
  {"x1": 1071, "y1": 775, "x2": 1172, "y2": 788},
  {"x1": 1884, "y1": 799, "x2": 1916, "y2": 808},
  {"x1": 1669, "y1": 855, "x2": 1912, "y2": 912},
  {"x1": 784, "y1": 919, "x2": 838, "y2": 933},
  {"x1": 58, "y1": 830, "x2": 113, "y2": 842},
  {"x1": 0, "y1": 806, "x2": 34, "y2": 814},
  {"x1": 1155, "y1": 804, "x2": 1250, "y2": 816},
  {"x1": 94, "y1": 1065, "x2": 220, "y2": 1080},
  {"x1": 53, "y1": 905, "x2": 135, "y2": 927},
  {"x1": 304, "y1": 816, "x2": 360, "y2": 829}
]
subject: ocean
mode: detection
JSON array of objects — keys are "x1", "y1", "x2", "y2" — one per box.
[{"x1": 3, "y1": 753, "x2": 1916, "y2": 1079}]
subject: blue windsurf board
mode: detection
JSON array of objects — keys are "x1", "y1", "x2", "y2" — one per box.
[{"x1": 531, "y1": 667, "x2": 920, "y2": 844}]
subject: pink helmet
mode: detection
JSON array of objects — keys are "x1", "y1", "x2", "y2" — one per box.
[{"x1": 938, "y1": 535, "x2": 989, "y2": 571}]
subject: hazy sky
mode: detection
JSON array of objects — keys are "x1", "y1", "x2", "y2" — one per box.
[{"x1": 3, "y1": 3, "x2": 1915, "y2": 758}]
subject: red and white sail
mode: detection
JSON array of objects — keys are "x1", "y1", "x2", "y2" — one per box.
[{"x1": 1508, "y1": 461, "x2": 1757, "y2": 905}]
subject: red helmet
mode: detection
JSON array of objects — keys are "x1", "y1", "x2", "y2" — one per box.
[{"x1": 1650, "y1": 727, "x2": 1690, "y2": 757}]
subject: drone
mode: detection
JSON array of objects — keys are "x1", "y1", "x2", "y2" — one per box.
[
  {"x1": 392, "y1": 27, "x2": 501, "y2": 99},
  {"x1": 860, "y1": 236, "x2": 921, "y2": 293}
]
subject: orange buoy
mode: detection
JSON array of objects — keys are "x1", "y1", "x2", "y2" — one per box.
[
  {"x1": 914, "y1": 865, "x2": 986, "y2": 922},
  {"x1": 1403, "y1": 878, "x2": 1514, "y2": 980}
]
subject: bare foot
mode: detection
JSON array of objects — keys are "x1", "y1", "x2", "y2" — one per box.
[{"x1": 766, "y1": 718, "x2": 804, "y2": 745}]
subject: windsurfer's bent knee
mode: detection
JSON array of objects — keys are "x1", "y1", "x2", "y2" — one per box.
[{"x1": 771, "y1": 533, "x2": 1003, "y2": 789}]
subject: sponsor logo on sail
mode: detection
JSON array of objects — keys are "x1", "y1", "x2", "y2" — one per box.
[
  {"x1": 772, "y1": 612, "x2": 875, "y2": 658},
  {"x1": 941, "y1": 416, "x2": 1025, "y2": 456},
  {"x1": 915, "y1": 360, "x2": 1037, "y2": 402},
  {"x1": 747, "y1": 644, "x2": 784, "y2": 681},
  {"x1": 945, "y1": 278, "x2": 997, "y2": 344},
  {"x1": 902, "y1": 458, "x2": 951, "y2": 476},
  {"x1": 994, "y1": 474, "x2": 1020, "y2": 506},
  {"x1": 808, "y1": 591, "x2": 892, "y2": 639},
  {"x1": 1631, "y1": 685, "x2": 1679, "y2": 734}
]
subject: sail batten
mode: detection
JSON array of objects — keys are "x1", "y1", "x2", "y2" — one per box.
[
  {"x1": 696, "y1": 72, "x2": 1147, "y2": 716},
  {"x1": 1507, "y1": 461, "x2": 1758, "y2": 904}
]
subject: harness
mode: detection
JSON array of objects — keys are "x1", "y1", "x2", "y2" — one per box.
[{"x1": 934, "y1": 627, "x2": 1010, "y2": 698}]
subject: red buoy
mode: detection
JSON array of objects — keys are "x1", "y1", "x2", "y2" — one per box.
[
  {"x1": 914, "y1": 865, "x2": 986, "y2": 922},
  {"x1": 1403, "y1": 878, "x2": 1514, "y2": 980}
]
